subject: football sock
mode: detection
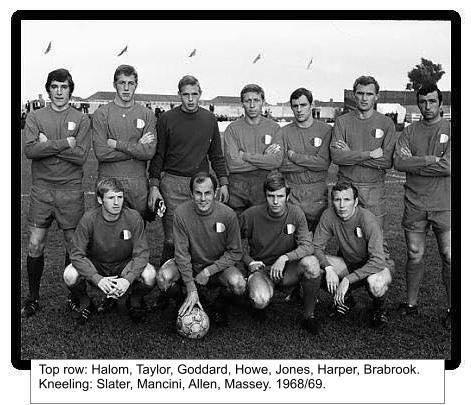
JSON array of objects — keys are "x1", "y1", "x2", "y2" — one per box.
[
  {"x1": 68, "y1": 279, "x2": 90, "y2": 307},
  {"x1": 441, "y1": 258, "x2": 451, "y2": 309},
  {"x1": 27, "y1": 255, "x2": 44, "y2": 301},
  {"x1": 406, "y1": 260, "x2": 425, "y2": 306},
  {"x1": 301, "y1": 276, "x2": 321, "y2": 318},
  {"x1": 160, "y1": 242, "x2": 175, "y2": 266},
  {"x1": 129, "y1": 281, "x2": 153, "y2": 308},
  {"x1": 64, "y1": 252, "x2": 71, "y2": 268},
  {"x1": 372, "y1": 296, "x2": 385, "y2": 309}
]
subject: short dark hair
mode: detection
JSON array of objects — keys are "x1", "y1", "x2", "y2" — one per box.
[
  {"x1": 263, "y1": 172, "x2": 290, "y2": 196},
  {"x1": 331, "y1": 180, "x2": 359, "y2": 201},
  {"x1": 96, "y1": 178, "x2": 125, "y2": 199},
  {"x1": 290, "y1": 87, "x2": 313, "y2": 105},
  {"x1": 45, "y1": 69, "x2": 74, "y2": 95},
  {"x1": 240, "y1": 84, "x2": 265, "y2": 102},
  {"x1": 190, "y1": 172, "x2": 218, "y2": 193},
  {"x1": 353, "y1": 75, "x2": 380, "y2": 94},
  {"x1": 178, "y1": 75, "x2": 201, "y2": 93},
  {"x1": 114, "y1": 65, "x2": 138, "y2": 83},
  {"x1": 416, "y1": 83, "x2": 442, "y2": 105}
]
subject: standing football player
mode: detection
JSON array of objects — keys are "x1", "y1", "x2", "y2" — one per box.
[
  {"x1": 239, "y1": 172, "x2": 322, "y2": 334},
  {"x1": 156, "y1": 172, "x2": 245, "y2": 327},
  {"x1": 92, "y1": 65, "x2": 157, "y2": 220},
  {"x1": 148, "y1": 75, "x2": 229, "y2": 266},
  {"x1": 394, "y1": 84, "x2": 451, "y2": 328},
  {"x1": 279, "y1": 87, "x2": 332, "y2": 232},
  {"x1": 64, "y1": 178, "x2": 156, "y2": 324},
  {"x1": 313, "y1": 181, "x2": 393, "y2": 327},
  {"x1": 22, "y1": 68, "x2": 91, "y2": 317},
  {"x1": 224, "y1": 84, "x2": 282, "y2": 215},
  {"x1": 330, "y1": 76, "x2": 396, "y2": 237}
]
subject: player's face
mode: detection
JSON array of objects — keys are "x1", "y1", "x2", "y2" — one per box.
[
  {"x1": 192, "y1": 178, "x2": 215, "y2": 214},
  {"x1": 418, "y1": 91, "x2": 441, "y2": 123},
  {"x1": 48, "y1": 80, "x2": 71, "y2": 111},
  {"x1": 98, "y1": 190, "x2": 124, "y2": 218},
  {"x1": 332, "y1": 188, "x2": 358, "y2": 221},
  {"x1": 114, "y1": 74, "x2": 137, "y2": 104},
  {"x1": 179, "y1": 84, "x2": 201, "y2": 113},
  {"x1": 354, "y1": 84, "x2": 378, "y2": 113},
  {"x1": 291, "y1": 95, "x2": 312, "y2": 123},
  {"x1": 242, "y1": 92, "x2": 264, "y2": 119},
  {"x1": 266, "y1": 187, "x2": 288, "y2": 216}
]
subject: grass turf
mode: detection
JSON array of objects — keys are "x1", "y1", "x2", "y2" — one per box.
[{"x1": 18, "y1": 135, "x2": 451, "y2": 360}]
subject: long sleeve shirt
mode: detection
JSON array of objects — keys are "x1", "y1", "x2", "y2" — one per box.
[
  {"x1": 70, "y1": 206, "x2": 149, "y2": 286},
  {"x1": 224, "y1": 116, "x2": 282, "y2": 173},
  {"x1": 23, "y1": 105, "x2": 91, "y2": 189},
  {"x1": 173, "y1": 201, "x2": 242, "y2": 293},
  {"x1": 330, "y1": 110, "x2": 397, "y2": 184},
  {"x1": 393, "y1": 119, "x2": 450, "y2": 211},
  {"x1": 148, "y1": 107, "x2": 228, "y2": 187},
  {"x1": 313, "y1": 207, "x2": 385, "y2": 283},
  {"x1": 280, "y1": 121, "x2": 332, "y2": 183},
  {"x1": 240, "y1": 203, "x2": 313, "y2": 267},
  {"x1": 92, "y1": 102, "x2": 157, "y2": 178}
]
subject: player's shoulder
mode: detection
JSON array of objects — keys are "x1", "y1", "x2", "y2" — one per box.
[
  {"x1": 197, "y1": 106, "x2": 217, "y2": 120},
  {"x1": 318, "y1": 207, "x2": 337, "y2": 224},
  {"x1": 67, "y1": 106, "x2": 89, "y2": 122},
  {"x1": 313, "y1": 120, "x2": 333, "y2": 132},
  {"x1": 334, "y1": 111, "x2": 354, "y2": 125},
  {"x1": 357, "y1": 207, "x2": 380, "y2": 228},
  {"x1": 373, "y1": 110, "x2": 395, "y2": 126},
  {"x1": 81, "y1": 206, "x2": 101, "y2": 224},
  {"x1": 214, "y1": 201, "x2": 237, "y2": 217},
  {"x1": 287, "y1": 202, "x2": 304, "y2": 217},
  {"x1": 122, "y1": 206, "x2": 142, "y2": 221},
  {"x1": 242, "y1": 203, "x2": 265, "y2": 219},
  {"x1": 260, "y1": 116, "x2": 280, "y2": 130},
  {"x1": 174, "y1": 200, "x2": 193, "y2": 217},
  {"x1": 226, "y1": 117, "x2": 245, "y2": 130}
]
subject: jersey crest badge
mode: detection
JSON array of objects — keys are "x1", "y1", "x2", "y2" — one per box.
[
  {"x1": 120, "y1": 229, "x2": 132, "y2": 240},
  {"x1": 311, "y1": 137, "x2": 322, "y2": 147},
  {"x1": 374, "y1": 129, "x2": 384, "y2": 139},
  {"x1": 67, "y1": 121, "x2": 76, "y2": 131},
  {"x1": 263, "y1": 134, "x2": 272, "y2": 145},
  {"x1": 355, "y1": 227, "x2": 363, "y2": 238},
  {"x1": 136, "y1": 118, "x2": 145, "y2": 129},
  {"x1": 285, "y1": 224, "x2": 296, "y2": 235},
  {"x1": 439, "y1": 134, "x2": 449, "y2": 143},
  {"x1": 214, "y1": 222, "x2": 226, "y2": 233}
]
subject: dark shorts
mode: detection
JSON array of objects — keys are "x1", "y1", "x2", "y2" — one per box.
[
  {"x1": 354, "y1": 182, "x2": 386, "y2": 218},
  {"x1": 159, "y1": 173, "x2": 192, "y2": 243},
  {"x1": 28, "y1": 185, "x2": 84, "y2": 230},
  {"x1": 402, "y1": 201, "x2": 450, "y2": 233},
  {"x1": 289, "y1": 183, "x2": 327, "y2": 229},
  {"x1": 98, "y1": 176, "x2": 148, "y2": 218},
  {"x1": 228, "y1": 171, "x2": 269, "y2": 215}
]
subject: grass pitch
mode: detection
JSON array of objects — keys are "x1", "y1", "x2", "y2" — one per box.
[{"x1": 18, "y1": 135, "x2": 451, "y2": 360}]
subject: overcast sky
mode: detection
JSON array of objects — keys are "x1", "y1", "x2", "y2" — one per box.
[{"x1": 20, "y1": 19, "x2": 451, "y2": 104}]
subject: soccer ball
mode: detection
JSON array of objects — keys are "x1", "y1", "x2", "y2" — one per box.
[{"x1": 176, "y1": 306, "x2": 210, "y2": 339}]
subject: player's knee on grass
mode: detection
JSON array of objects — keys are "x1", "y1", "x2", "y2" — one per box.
[
  {"x1": 28, "y1": 236, "x2": 46, "y2": 257},
  {"x1": 140, "y1": 263, "x2": 157, "y2": 288},
  {"x1": 156, "y1": 259, "x2": 179, "y2": 291},
  {"x1": 248, "y1": 273, "x2": 273, "y2": 309},
  {"x1": 63, "y1": 264, "x2": 81, "y2": 287},
  {"x1": 299, "y1": 255, "x2": 321, "y2": 279},
  {"x1": 367, "y1": 268, "x2": 392, "y2": 298}
]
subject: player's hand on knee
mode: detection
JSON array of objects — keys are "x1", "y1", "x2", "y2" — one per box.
[
  {"x1": 270, "y1": 255, "x2": 288, "y2": 281},
  {"x1": 148, "y1": 186, "x2": 164, "y2": 211},
  {"x1": 248, "y1": 261, "x2": 265, "y2": 273},
  {"x1": 334, "y1": 278, "x2": 350, "y2": 306},
  {"x1": 325, "y1": 266, "x2": 339, "y2": 294},
  {"x1": 111, "y1": 278, "x2": 131, "y2": 297},
  {"x1": 178, "y1": 291, "x2": 199, "y2": 316},
  {"x1": 98, "y1": 276, "x2": 118, "y2": 295},
  {"x1": 195, "y1": 268, "x2": 210, "y2": 286}
]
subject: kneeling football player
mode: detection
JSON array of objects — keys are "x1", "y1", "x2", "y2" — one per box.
[
  {"x1": 313, "y1": 181, "x2": 393, "y2": 327},
  {"x1": 156, "y1": 172, "x2": 245, "y2": 327},
  {"x1": 239, "y1": 172, "x2": 322, "y2": 334},
  {"x1": 64, "y1": 178, "x2": 156, "y2": 324}
]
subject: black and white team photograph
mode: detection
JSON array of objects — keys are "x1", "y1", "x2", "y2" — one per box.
[{"x1": 13, "y1": 13, "x2": 458, "y2": 370}]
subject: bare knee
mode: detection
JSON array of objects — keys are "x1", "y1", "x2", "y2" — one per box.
[
  {"x1": 156, "y1": 259, "x2": 178, "y2": 291},
  {"x1": 141, "y1": 264, "x2": 157, "y2": 288},
  {"x1": 407, "y1": 243, "x2": 425, "y2": 263},
  {"x1": 227, "y1": 273, "x2": 246, "y2": 296},
  {"x1": 248, "y1": 276, "x2": 272, "y2": 309},
  {"x1": 300, "y1": 255, "x2": 321, "y2": 279},
  {"x1": 63, "y1": 264, "x2": 80, "y2": 287},
  {"x1": 28, "y1": 239, "x2": 46, "y2": 257}
]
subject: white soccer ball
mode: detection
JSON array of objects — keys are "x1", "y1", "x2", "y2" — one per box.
[{"x1": 176, "y1": 306, "x2": 210, "y2": 339}]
